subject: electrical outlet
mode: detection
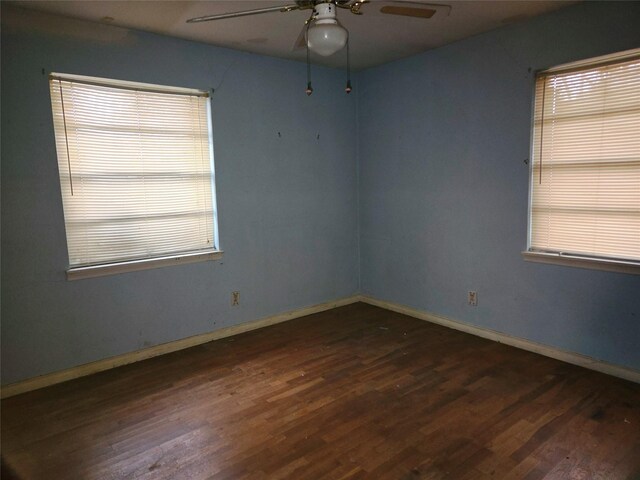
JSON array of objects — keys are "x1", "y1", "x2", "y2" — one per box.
[
  {"x1": 468, "y1": 291, "x2": 478, "y2": 306},
  {"x1": 232, "y1": 291, "x2": 240, "y2": 306}
]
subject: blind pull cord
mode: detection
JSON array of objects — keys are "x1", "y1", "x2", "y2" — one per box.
[
  {"x1": 538, "y1": 79, "x2": 547, "y2": 185},
  {"x1": 58, "y1": 83, "x2": 74, "y2": 196}
]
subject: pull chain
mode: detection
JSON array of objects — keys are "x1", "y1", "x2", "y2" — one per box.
[
  {"x1": 345, "y1": 37, "x2": 352, "y2": 94},
  {"x1": 305, "y1": 20, "x2": 313, "y2": 96}
]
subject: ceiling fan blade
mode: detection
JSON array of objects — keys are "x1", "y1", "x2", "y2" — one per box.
[
  {"x1": 380, "y1": 5, "x2": 436, "y2": 18},
  {"x1": 292, "y1": 23, "x2": 308, "y2": 51},
  {"x1": 369, "y1": 2, "x2": 451, "y2": 19},
  {"x1": 187, "y1": 4, "x2": 302, "y2": 23}
]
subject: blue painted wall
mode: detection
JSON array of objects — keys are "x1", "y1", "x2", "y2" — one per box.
[
  {"x1": 1, "y1": 7, "x2": 359, "y2": 385},
  {"x1": 358, "y1": 2, "x2": 640, "y2": 370}
]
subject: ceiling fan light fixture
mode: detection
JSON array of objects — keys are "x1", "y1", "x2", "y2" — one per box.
[
  {"x1": 307, "y1": 2, "x2": 348, "y2": 57},
  {"x1": 307, "y1": 23, "x2": 348, "y2": 56}
]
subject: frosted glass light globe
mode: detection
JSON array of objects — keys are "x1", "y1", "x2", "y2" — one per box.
[{"x1": 307, "y1": 22, "x2": 348, "y2": 57}]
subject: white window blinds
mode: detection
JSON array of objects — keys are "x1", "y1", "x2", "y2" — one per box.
[
  {"x1": 529, "y1": 49, "x2": 640, "y2": 263},
  {"x1": 50, "y1": 74, "x2": 218, "y2": 269}
]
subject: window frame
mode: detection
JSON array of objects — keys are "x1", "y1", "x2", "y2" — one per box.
[
  {"x1": 523, "y1": 50, "x2": 640, "y2": 275},
  {"x1": 49, "y1": 73, "x2": 223, "y2": 280}
]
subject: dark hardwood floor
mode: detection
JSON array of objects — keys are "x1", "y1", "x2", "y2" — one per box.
[{"x1": 2, "y1": 303, "x2": 640, "y2": 479}]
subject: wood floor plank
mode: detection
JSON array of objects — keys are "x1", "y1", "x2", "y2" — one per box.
[{"x1": 2, "y1": 303, "x2": 640, "y2": 479}]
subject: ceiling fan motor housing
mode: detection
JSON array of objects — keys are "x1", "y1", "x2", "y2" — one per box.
[{"x1": 307, "y1": 2, "x2": 348, "y2": 56}]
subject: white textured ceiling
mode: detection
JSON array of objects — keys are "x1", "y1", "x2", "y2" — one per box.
[{"x1": 8, "y1": 0, "x2": 578, "y2": 70}]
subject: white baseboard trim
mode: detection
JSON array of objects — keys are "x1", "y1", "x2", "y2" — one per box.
[
  {"x1": 1, "y1": 295, "x2": 361, "y2": 399},
  {"x1": 360, "y1": 295, "x2": 640, "y2": 384},
  {"x1": 4, "y1": 293, "x2": 637, "y2": 398}
]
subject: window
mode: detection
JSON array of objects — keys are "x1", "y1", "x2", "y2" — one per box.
[
  {"x1": 525, "y1": 49, "x2": 640, "y2": 274},
  {"x1": 50, "y1": 73, "x2": 221, "y2": 280}
]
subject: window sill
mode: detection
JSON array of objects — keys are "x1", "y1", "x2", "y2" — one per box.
[
  {"x1": 522, "y1": 251, "x2": 640, "y2": 275},
  {"x1": 67, "y1": 250, "x2": 224, "y2": 281}
]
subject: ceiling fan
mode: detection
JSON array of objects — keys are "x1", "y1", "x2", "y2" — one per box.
[{"x1": 187, "y1": 1, "x2": 450, "y2": 94}]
